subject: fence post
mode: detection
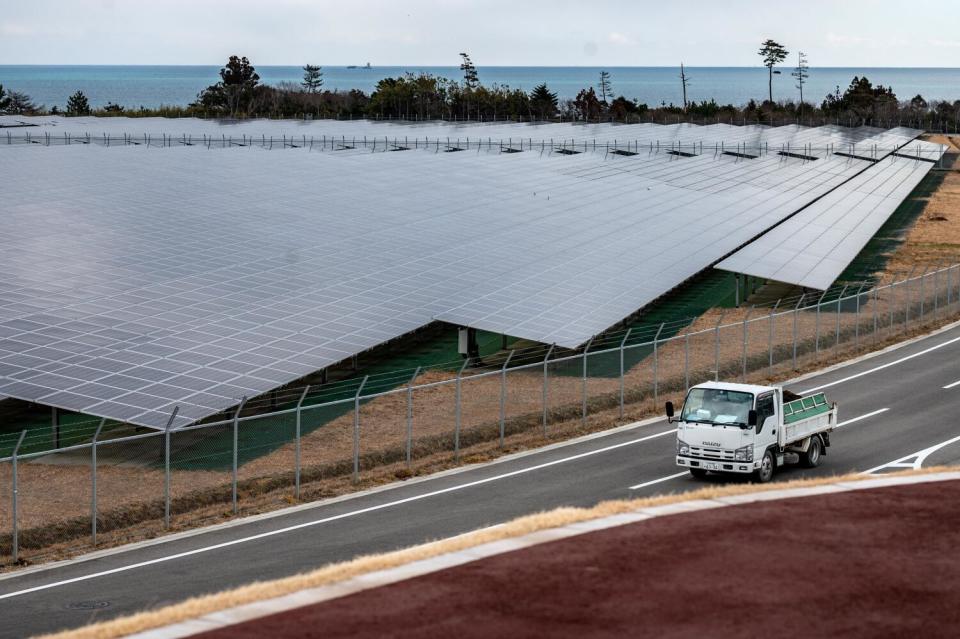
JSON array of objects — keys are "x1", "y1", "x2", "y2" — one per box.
[
  {"x1": 294, "y1": 386, "x2": 309, "y2": 499},
  {"x1": 406, "y1": 367, "x2": 421, "y2": 465},
  {"x1": 455, "y1": 359, "x2": 469, "y2": 462},
  {"x1": 653, "y1": 324, "x2": 665, "y2": 404},
  {"x1": 815, "y1": 291, "x2": 828, "y2": 356},
  {"x1": 11, "y1": 430, "x2": 26, "y2": 564},
  {"x1": 948, "y1": 266, "x2": 953, "y2": 308},
  {"x1": 352, "y1": 376, "x2": 368, "y2": 483},
  {"x1": 919, "y1": 269, "x2": 926, "y2": 320},
  {"x1": 768, "y1": 299, "x2": 781, "y2": 373},
  {"x1": 792, "y1": 295, "x2": 804, "y2": 369},
  {"x1": 742, "y1": 309, "x2": 753, "y2": 381},
  {"x1": 499, "y1": 354, "x2": 513, "y2": 448},
  {"x1": 835, "y1": 285, "x2": 848, "y2": 349},
  {"x1": 684, "y1": 330, "x2": 690, "y2": 391},
  {"x1": 904, "y1": 267, "x2": 916, "y2": 325},
  {"x1": 934, "y1": 266, "x2": 940, "y2": 318},
  {"x1": 542, "y1": 344, "x2": 555, "y2": 435},
  {"x1": 91, "y1": 418, "x2": 106, "y2": 546},
  {"x1": 232, "y1": 398, "x2": 247, "y2": 514},
  {"x1": 873, "y1": 286, "x2": 880, "y2": 344},
  {"x1": 619, "y1": 329, "x2": 632, "y2": 418},
  {"x1": 581, "y1": 338, "x2": 594, "y2": 425},
  {"x1": 854, "y1": 283, "x2": 866, "y2": 349},
  {"x1": 164, "y1": 406, "x2": 179, "y2": 529},
  {"x1": 714, "y1": 311, "x2": 726, "y2": 381}
]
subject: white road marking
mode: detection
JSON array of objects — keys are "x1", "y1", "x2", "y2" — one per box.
[
  {"x1": 800, "y1": 334, "x2": 960, "y2": 394},
  {"x1": 835, "y1": 408, "x2": 889, "y2": 427},
  {"x1": 943, "y1": 379, "x2": 960, "y2": 389},
  {"x1": 864, "y1": 432, "x2": 960, "y2": 474},
  {"x1": 0, "y1": 429, "x2": 676, "y2": 601},
  {"x1": 627, "y1": 410, "x2": 889, "y2": 491},
  {"x1": 629, "y1": 472, "x2": 689, "y2": 490}
]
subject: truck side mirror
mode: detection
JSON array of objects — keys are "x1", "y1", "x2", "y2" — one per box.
[
  {"x1": 665, "y1": 401, "x2": 675, "y2": 419},
  {"x1": 748, "y1": 409, "x2": 758, "y2": 427}
]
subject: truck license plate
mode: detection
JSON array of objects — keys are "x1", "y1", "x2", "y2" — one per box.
[{"x1": 705, "y1": 462, "x2": 720, "y2": 470}]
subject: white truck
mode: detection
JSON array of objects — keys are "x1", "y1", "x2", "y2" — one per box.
[{"x1": 666, "y1": 381, "x2": 838, "y2": 483}]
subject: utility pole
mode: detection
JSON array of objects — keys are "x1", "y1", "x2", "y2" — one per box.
[{"x1": 680, "y1": 63, "x2": 690, "y2": 112}]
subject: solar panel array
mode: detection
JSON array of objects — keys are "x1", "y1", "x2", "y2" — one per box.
[
  {"x1": 716, "y1": 142, "x2": 943, "y2": 289},
  {"x1": 0, "y1": 120, "x2": 929, "y2": 428}
]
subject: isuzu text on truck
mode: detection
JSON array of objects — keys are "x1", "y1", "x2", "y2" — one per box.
[{"x1": 666, "y1": 381, "x2": 837, "y2": 483}]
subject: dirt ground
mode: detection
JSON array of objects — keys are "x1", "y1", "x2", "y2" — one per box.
[{"x1": 196, "y1": 480, "x2": 960, "y2": 639}]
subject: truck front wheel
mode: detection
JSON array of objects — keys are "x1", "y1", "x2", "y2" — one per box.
[
  {"x1": 801, "y1": 436, "x2": 823, "y2": 468},
  {"x1": 754, "y1": 450, "x2": 775, "y2": 483}
]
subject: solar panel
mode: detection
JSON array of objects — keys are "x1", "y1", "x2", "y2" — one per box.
[
  {"x1": 0, "y1": 122, "x2": 928, "y2": 428},
  {"x1": 715, "y1": 155, "x2": 934, "y2": 290}
]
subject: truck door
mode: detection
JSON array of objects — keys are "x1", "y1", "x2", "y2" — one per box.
[{"x1": 755, "y1": 392, "x2": 776, "y2": 447}]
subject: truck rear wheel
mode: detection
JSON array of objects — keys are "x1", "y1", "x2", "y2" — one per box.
[
  {"x1": 754, "y1": 450, "x2": 775, "y2": 483},
  {"x1": 689, "y1": 468, "x2": 708, "y2": 479},
  {"x1": 801, "y1": 436, "x2": 823, "y2": 468}
]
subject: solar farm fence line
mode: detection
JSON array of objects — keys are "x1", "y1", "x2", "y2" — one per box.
[
  {"x1": 2, "y1": 130, "x2": 948, "y2": 163},
  {"x1": 2, "y1": 263, "x2": 960, "y2": 563}
]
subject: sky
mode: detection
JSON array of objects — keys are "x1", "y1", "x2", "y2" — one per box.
[{"x1": 1, "y1": 0, "x2": 958, "y2": 67}]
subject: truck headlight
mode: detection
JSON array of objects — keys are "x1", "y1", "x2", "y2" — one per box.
[
  {"x1": 734, "y1": 445, "x2": 753, "y2": 462},
  {"x1": 677, "y1": 438, "x2": 690, "y2": 456}
]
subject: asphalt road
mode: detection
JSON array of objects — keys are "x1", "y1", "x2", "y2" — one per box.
[{"x1": 3, "y1": 322, "x2": 960, "y2": 638}]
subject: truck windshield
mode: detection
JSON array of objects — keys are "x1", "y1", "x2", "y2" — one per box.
[{"x1": 680, "y1": 388, "x2": 754, "y2": 426}]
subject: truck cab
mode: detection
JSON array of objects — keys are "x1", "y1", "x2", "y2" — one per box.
[{"x1": 666, "y1": 381, "x2": 836, "y2": 483}]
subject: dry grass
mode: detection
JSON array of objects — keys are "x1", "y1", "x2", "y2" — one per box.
[{"x1": 36, "y1": 466, "x2": 958, "y2": 639}]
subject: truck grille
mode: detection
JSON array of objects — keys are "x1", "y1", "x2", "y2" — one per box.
[{"x1": 688, "y1": 447, "x2": 735, "y2": 460}]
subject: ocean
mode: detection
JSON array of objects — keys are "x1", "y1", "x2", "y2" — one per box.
[{"x1": 2, "y1": 65, "x2": 959, "y2": 110}]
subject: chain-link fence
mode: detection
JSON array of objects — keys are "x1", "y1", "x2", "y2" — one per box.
[{"x1": 3, "y1": 265, "x2": 960, "y2": 564}]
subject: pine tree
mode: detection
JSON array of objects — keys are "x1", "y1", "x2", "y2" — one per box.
[
  {"x1": 459, "y1": 53, "x2": 479, "y2": 89},
  {"x1": 302, "y1": 64, "x2": 324, "y2": 93},
  {"x1": 758, "y1": 39, "x2": 789, "y2": 104},
  {"x1": 598, "y1": 71, "x2": 612, "y2": 105},
  {"x1": 792, "y1": 51, "x2": 809, "y2": 112},
  {"x1": 529, "y1": 83, "x2": 558, "y2": 119},
  {"x1": 66, "y1": 90, "x2": 91, "y2": 116}
]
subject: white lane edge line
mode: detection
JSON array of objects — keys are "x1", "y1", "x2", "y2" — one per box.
[
  {"x1": 0, "y1": 429, "x2": 676, "y2": 601},
  {"x1": 835, "y1": 408, "x2": 889, "y2": 427},
  {"x1": 628, "y1": 409, "x2": 889, "y2": 491},
  {"x1": 629, "y1": 472, "x2": 688, "y2": 490},
  {"x1": 944, "y1": 379, "x2": 960, "y2": 389},
  {"x1": 800, "y1": 334, "x2": 960, "y2": 394}
]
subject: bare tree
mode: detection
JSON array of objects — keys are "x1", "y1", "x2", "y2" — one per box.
[
  {"x1": 792, "y1": 51, "x2": 809, "y2": 113},
  {"x1": 758, "y1": 39, "x2": 789, "y2": 104}
]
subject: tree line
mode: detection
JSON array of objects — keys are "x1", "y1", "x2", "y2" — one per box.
[{"x1": 2, "y1": 45, "x2": 959, "y2": 129}]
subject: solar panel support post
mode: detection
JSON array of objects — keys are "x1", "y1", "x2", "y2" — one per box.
[
  {"x1": 499, "y1": 355, "x2": 513, "y2": 449},
  {"x1": 835, "y1": 286, "x2": 848, "y2": 350},
  {"x1": 768, "y1": 299, "x2": 781, "y2": 373},
  {"x1": 653, "y1": 324, "x2": 665, "y2": 405},
  {"x1": 407, "y1": 367, "x2": 421, "y2": 464},
  {"x1": 792, "y1": 295, "x2": 804, "y2": 370},
  {"x1": 352, "y1": 377, "x2": 368, "y2": 483},
  {"x1": 542, "y1": 345, "x2": 556, "y2": 435},
  {"x1": 232, "y1": 398, "x2": 247, "y2": 514},
  {"x1": 90, "y1": 418, "x2": 106, "y2": 546},
  {"x1": 11, "y1": 430, "x2": 26, "y2": 565},
  {"x1": 51, "y1": 406, "x2": 60, "y2": 449},
  {"x1": 163, "y1": 406, "x2": 179, "y2": 529},
  {"x1": 619, "y1": 329, "x2": 632, "y2": 418},
  {"x1": 581, "y1": 338, "x2": 594, "y2": 426},
  {"x1": 455, "y1": 360, "x2": 469, "y2": 462},
  {"x1": 294, "y1": 386, "x2": 310, "y2": 500},
  {"x1": 714, "y1": 311, "x2": 726, "y2": 382}
]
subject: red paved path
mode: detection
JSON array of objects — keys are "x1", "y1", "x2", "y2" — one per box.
[{"x1": 197, "y1": 481, "x2": 960, "y2": 638}]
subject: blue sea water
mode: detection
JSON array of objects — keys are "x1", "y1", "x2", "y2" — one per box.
[{"x1": 2, "y1": 65, "x2": 959, "y2": 110}]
